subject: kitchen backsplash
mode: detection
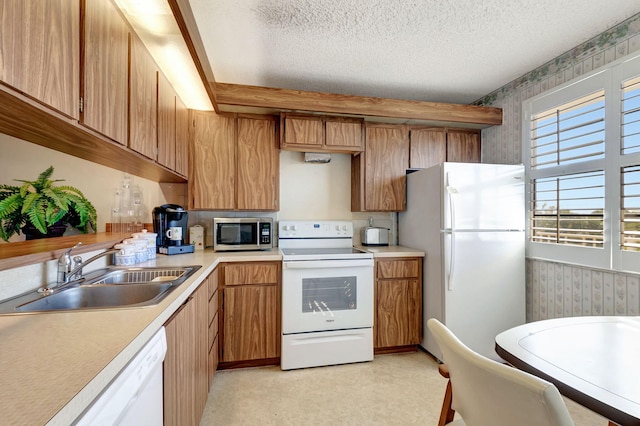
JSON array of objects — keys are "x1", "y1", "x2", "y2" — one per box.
[{"x1": 185, "y1": 211, "x2": 397, "y2": 248}]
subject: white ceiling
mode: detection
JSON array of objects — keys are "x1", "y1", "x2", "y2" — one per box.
[{"x1": 188, "y1": 0, "x2": 640, "y2": 105}]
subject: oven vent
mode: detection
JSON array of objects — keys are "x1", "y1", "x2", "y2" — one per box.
[{"x1": 304, "y1": 152, "x2": 331, "y2": 163}]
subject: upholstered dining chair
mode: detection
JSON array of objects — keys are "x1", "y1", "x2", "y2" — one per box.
[{"x1": 427, "y1": 318, "x2": 575, "y2": 426}]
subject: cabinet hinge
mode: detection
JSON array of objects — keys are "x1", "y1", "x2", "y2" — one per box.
[{"x1": 79, "y1": 97, "x2": 84, "y2": 113}]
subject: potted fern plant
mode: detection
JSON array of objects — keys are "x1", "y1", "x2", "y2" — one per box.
[{"x1": 0, "y1": 166, "x2": 97, "y2": 241}]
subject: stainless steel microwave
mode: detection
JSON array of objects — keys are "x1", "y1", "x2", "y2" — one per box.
[{"x1": 213, "y1": 218, "x2": 273, "y2": 251}]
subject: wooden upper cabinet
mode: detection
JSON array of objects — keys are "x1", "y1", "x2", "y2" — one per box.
[
  {"x1": 128, "y1": 34, "x2": 157, "y2": 160},
  {"x1": 409, "y1": 127, "x2": 481, "y2": 168},
  {"x1": 157, "y1": 72, "x2": 176, "y2": 170},
  {"x1": 175, "y1": 96, "x2": 189, "y2": 177},
  {"x1": 447, "y1": 129, "x2": 481, "y2": 163},
  {"x1": 280, "y1": 113, "x2": 363, "y2": 153},
  {"x1": 0, "y1": 0, "x2": 79, "y2": 119},
  {"x1": 325, "y1": 118, "x2": 364, "y2": 152},
  {"x1": 281, "y1": 114, "x2": 322, "y2": 149},
  {"x1": 409, "y1": 128, "x2": 446, "y2": 169},
  {"x1": 352, "y1": 124, "x2": 409, "y2": 212},
  {"x1": 236, "y1": 115, "x2": 279, "y2": 211},
  {"x1": 189, "y1": 112, "x2": 279, "y2": 211},
  {"x1": 82, "y1": 0, "x2": 129, "y2": 145},
  {"x1": 189, "y1": 111, "x2": 235, "y2": 210}
]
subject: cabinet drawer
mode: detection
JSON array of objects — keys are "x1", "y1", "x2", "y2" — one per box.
[
  {"x1": 376, "y1": 259, "x2": 420, "y2": 279},
  {"x1": 223, "y1": 263, "x2": 279, "y2": 285},
  {"x1": 209, "y1": 311, "x2": 219, "y2": 351},
  {"x1": 208, "y1": 335, "x2": 218, "y2": 390},
  {"x1": 209, "y1": 289, "x2": 218, "y2": 326},
  {"x1": 208, "y1": 270, "x2": 219, "y2": 299}
]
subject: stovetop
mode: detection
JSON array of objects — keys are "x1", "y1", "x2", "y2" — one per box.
[
  {"x1": 278, "y1": 220, "x2": 372, "y2": 261},
  {"x1": 280, "y1": 247, "x2": 372, "y2": 261}
]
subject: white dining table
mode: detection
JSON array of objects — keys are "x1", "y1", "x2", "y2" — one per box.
[{"x1": 495, "y1": 316, "x2": 640, "y2": 426}]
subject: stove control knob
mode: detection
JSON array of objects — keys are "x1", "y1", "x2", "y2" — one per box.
[
  {"x1": 283, "y1": 225, "x2": 289, "y2": 231},
  {"x1": 335, "y1": 225, "x2": 340, "y2": 230},
  {"x1": 291, "y1": 225, "x2": 297, "y2": 231},
  {"x1": 342, "y1": 225, "x2": 348, "y2": 231}
]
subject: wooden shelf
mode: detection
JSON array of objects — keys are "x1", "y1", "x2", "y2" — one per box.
[{"x1": 0, "y1": 232, "x2": 131, "y2": 272}]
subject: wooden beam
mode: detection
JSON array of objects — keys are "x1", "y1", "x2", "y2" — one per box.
[
  {"x1": 169, "y1": 0, "x2": 219, "y2": 113},
  {"x1": 214, "y1": 83, "x2": 502, "y2": 126}
]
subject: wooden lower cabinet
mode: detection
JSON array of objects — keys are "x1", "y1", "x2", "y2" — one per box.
[
  {"x1": 163, "y1": 281, "x2": 208, "y2": 426},
  {"x1": 374, "y1": 258, "x2": 423, "y2": 350},
  {"x1": 219, "y1": 262, "x2": 281, "y2": 366},
  {"x1": 207, "y1": 267, "x2": 219, "y2": 388}
]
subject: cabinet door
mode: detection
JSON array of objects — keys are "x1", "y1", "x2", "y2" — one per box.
[
  {"x1": 0, "y1": 0, "x2": 79, "y2": 118},
  {"x1": 447, "y1": 129, "x2": 481, "y2": 163},
  {"x1": 129, "y1": 34, "x2": 157, "y2": 159},
  {"x1": 158, "y1": 72, "x2": 177, "y2": 170},
  {"x1": 222, "y1": 285, "x2": 279, "y2": 362},
  {"x1": 237, "y1": 116, "x2": 279, "y2": 211},
  {"x1": 364, "y1": 125, "x2": 409, "y2": 211},
  {"x1": 409, "y1": 128, "x2": 446, "y2": 169},
  {"x1": 164, "y1": 283, "x2": 208, "y2": 426},
  {"x1": 325, "y1": 119, "x2": 363, "y2": 152},
  {"x1": 164, "y1": 301, "x2": 194, "y2": 426},
  {"x1": 193, "y1": 283, "x2": 209, "y2": 422},
  {"x1": 281, "y1": 115, "x2": 323, "y2": 150},
  {"x1": 175, "y1": 96, "x2": 189, "y2": 176},
  {"x1": 376, "y1": 279, "x2": 422, "y2": 347},
  {"x1": 189, "y1": 111, "x2": 235, "y2": 209},
  {"x1": 83, "y1": 0, "x2": 129, "y2": 144}
]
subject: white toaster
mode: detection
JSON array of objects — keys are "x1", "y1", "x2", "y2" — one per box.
[{"x1": 361, "y1": 227, "x2": 389, "y2": 246}]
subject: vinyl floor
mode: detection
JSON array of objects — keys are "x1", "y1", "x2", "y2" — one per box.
[{"x1": 200, "y1": 350, "x2": 607, "y2": 425}]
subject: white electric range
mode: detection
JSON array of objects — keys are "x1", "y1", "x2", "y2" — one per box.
[{"x1": 279, "y1": 220, "x2": 374, "y2": 370}]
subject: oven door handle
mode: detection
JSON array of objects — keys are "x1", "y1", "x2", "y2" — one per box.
[{"x1": 283, "y1": 259, "x2": 373, "y2": 269}]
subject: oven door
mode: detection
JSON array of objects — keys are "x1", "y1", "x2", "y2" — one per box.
[{"x1": 282, "y1": 258, "x2": 374, "y2": 334}]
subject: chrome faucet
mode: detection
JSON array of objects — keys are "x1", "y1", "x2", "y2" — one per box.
[
  {"x1": 57, "y1": 242, "x2": 82, "y2": 284},
  {"x1": 63, "y1": 248, "x2": 121, "y2": 284}
]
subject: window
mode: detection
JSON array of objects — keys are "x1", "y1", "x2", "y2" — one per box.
[{"x1": 523, "y1": 53, "x2": 640, "y2": 272}]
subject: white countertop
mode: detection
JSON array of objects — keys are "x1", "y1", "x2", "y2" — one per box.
[
  {"x1": 357, "y1": 245, "x2": 425, "y2": 257},
  {"x1": 0, "y1": 248, "x2": 281, "y2": 426}
]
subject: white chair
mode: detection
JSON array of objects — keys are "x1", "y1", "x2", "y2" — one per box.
[{"x1": 427, "y1": 318, "x2": 575, "y2": 426}]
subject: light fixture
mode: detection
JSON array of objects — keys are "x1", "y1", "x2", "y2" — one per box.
[{"x1": 114, "y1": 0, "x2": 213, "y2": 110}]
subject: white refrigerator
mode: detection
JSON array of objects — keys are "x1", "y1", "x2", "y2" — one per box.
[{"x1": 399, "y1": 162, "x2": 525, "y2": 361}]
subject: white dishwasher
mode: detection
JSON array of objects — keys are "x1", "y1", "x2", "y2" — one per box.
[{"x1": 75, "y1": 327, "x2": 167, "y2": 426}]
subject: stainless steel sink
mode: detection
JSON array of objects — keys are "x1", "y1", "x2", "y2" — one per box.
[
  {"x1": 15, "y1": 283, "x2": 173, "y2": 312},
  {"x1": 0, "y1": 265, "x2": 201, "y2": 314}
]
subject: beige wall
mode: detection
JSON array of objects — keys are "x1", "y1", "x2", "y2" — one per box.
[
  {"x1": 0, "y1": 134, "x2": 168, "y2": 241},
  {"x1": 279, "y1": 151, "x2": 353, "y2": 220}
]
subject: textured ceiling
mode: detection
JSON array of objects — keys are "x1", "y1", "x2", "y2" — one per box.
[{"x1": 189, "y1": 0, "x2": 640, "y2": 105}]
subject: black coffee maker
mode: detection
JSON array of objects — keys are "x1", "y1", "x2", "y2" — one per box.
[{"x1": 152, "y1": 204, "x2": 194, "y2": 255}]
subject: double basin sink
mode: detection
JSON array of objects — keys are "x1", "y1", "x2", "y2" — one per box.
[{"x1": 0, "y1": 265, "x2": 201, "y2": 314}]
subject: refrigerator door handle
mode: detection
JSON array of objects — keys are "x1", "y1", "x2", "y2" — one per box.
[
  {"x1": 444, "y1": 230, "x2": 456, "y2": 291},
  {"x1": 445, "y1": 172, "x2": 457, "y2": 291}
]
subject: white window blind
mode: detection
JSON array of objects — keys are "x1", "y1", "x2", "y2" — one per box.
[
  {"x1": 621, "y1": 165, "x2": 640, "y2": 251},
  {"x1": 530, "y1": 171, "x2": 604, "y2": 247},
  {"x1": 621, "y1": 76, "x2": 640, "y2": 155},
  {"x1": 530, "y1": 90, "x2": 605, "y2": 169},
  {"x1": 528, "y1": 90, "x2": 606, "y2": 248}
]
